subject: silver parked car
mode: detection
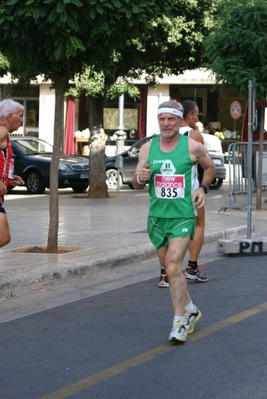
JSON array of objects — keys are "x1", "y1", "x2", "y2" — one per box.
[{"x1": 105, "y1": 133, "x2": 226, "y2": 190}]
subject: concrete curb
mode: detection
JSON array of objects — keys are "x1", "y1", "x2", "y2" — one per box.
[
  {"x1": 217, "y1": 237, "x2": 267, "y2": 255},
  {"x1": 204, "y1": 225, "x2": 250, "y2": 243},
  {"x1": 0, "y1": 247, "x2": 156, "y2": 299},
  {"x1": 0, "y1": 225, "x2": 250, "y2": 299}
]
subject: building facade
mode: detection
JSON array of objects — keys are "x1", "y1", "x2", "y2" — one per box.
[{"x1": 0, "y1": 69, "x2": 247, "y2": 154}]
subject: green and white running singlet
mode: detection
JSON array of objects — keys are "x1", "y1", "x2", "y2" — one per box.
[{"x1": 146, "y1": 134, "x2": 199, "y2": 219}]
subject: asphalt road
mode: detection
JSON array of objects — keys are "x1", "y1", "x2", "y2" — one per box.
[{"x1": 1, "y1": 252, "x2": 267, "y2": 399}]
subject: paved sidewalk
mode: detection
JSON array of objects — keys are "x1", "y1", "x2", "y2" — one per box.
[{"x1": 0, "y1": 183, "x2": 267, "y2": 299}]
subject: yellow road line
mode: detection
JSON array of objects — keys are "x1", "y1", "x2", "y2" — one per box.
[{"x1": 38, "y1": 301, "x2": 267, "y2": 399}]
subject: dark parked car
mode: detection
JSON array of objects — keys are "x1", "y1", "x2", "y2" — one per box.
[
  {"x1": 11, "y1": 137, "x2": 89, "y2": 194},
  {"x1": 105, "y1": 133, "x2": 226, "y2": 190}
]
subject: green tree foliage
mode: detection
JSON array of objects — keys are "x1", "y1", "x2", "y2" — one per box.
[
  {"x1": 123, "y1": 0, "x2": 215, "y2": 82},
  {"x1": 204, "y1": 0, "x2": 267, "y2": 209},
  {"x1": 71, "y1": 0, "x2": 214, "y2": 94},
  {"x1": 0, "y1": 0, "x2": 170, "y2": 83},
  {"x1": 203, "y1": 0, "x2": 267, "y2": 99},
  {"x1": 0, "y1": 53, "x2": 9, "y2": 75},
  {"x1": 0, "y1": 0, "x2": 215, "y2": 250},
  {"x1": 70, "y1": 0, "x2": 214, "y2": 199}
]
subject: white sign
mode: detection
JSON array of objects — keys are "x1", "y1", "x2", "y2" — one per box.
[{"x1": 255, "y1": 150, "x2": 267, "y2": 186}]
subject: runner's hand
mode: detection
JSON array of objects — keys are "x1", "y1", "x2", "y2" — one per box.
[
  {"x1": 0, "y1": 182, "x2": 7, "y2": 195},
  {"x1": 10, "y1": 175, "x2": 24, "y2": 187},
  {"x1": 192, "y1": 188, "x2": 206, "y2": 208},
  {"x1": 139, "y1": 163, "x2": 151, "y2": 182}
]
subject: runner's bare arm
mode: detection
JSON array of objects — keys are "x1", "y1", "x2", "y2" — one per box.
[
  {"x1": 189, "y1": 139, "x2": 215, "y2": 208},
  {"x1": 188, "y1": 129, "x2": 204, "y2": 145},
  {"x1": 189, "y1": 139, "x2": 215, "y2": 184},
  {"x1": 0, "y1": 126, "x2": 8, "y2": 149}
]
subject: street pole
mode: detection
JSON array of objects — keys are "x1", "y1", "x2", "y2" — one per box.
[
  {"x1": 247, "y1": 79, "x2": 255, "y2": 238},
  {"x1": 115, "y1": 91, "x2": 126, "y2": 155}
]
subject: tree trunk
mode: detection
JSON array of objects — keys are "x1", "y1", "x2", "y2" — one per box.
[
  {"x1": 88, "y1": 96, "x2": 109, "y2": 198},
  {"x1": 47, "y1": 78, "x2": 68, "y2": 253},
  {"x1": 256, "y1": 102, "x2": 265, "y2": 210}
]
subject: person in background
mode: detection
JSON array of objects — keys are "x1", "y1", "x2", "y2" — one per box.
[
  {"x1": 132, "y1": 100, "x2": 215, "y2": 342},
  {"x1": 158, "y1": 100, "x2": 210, "y2": 287},
  {"x1": 0, "y1": 99, "x2": 24, "y2": 248},
  {"x1": 196, "y1": 121, "x2": 204, "y2": 133}
]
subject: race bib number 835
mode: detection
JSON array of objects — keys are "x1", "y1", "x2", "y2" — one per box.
[{"x1": 154, "y1": 174, "x2": 185, "y2": 199}]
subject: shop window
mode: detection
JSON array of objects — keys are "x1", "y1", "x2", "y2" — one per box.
[
  {"x1": 1, "y1": 85, "x2": 39, "y2": 137},
  {"x1": 104, "y1": 107, "x2": 138, "y2": 143},
  {"x1": 25, "y1": 100, "x2": 39, "y2": 137},
  {"x1": 26, "y1": 100, "x2": 38, "y2": 127},
  {"x1": 104, "y1": 93, "x2": 140, "y2": 146}
]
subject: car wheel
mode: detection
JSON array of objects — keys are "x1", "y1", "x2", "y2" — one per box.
[
  {"x1": 209, "y1": 178, "x2": 223, "y2": 190},
  {"x1": 71, "y1": 184, "x2": 88, "y2": 193},
  {"x1": 106, "y1": 168, "x2": 122, "y2": 190},
  {"x1": 26, "y1": 170, "x2": 46, "y2": 194}
]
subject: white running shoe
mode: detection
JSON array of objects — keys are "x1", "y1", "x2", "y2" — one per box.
[
  {"x1": 168, "y1": 318, "x2": 187, "y2": 342},
  {"x1": 185, "y1": 304, "x2": 202, "y2": 334}
]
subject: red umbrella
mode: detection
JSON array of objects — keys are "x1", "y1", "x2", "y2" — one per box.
[{"x1": 64, "y1": 95, "x2": 75, "y2": 155}]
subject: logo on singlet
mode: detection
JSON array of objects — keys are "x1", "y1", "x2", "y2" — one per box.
[{"x1": 160, "y1": 159, "x2": 176, "y2": 175}]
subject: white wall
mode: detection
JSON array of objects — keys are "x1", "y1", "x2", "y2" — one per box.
[
  {"x1": 146, "y1": 85, "x2": 170, "y2": 136},
  {"x1": 39, "y1": 83, "x2": 55, "y2": 145}
]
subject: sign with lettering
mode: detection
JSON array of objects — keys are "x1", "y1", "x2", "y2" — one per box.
[{"x1": 217, "y1": 238, "x2": 267, "y2": 255}]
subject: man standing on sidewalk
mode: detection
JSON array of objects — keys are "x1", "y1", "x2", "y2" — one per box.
[
  {"x1": 132, "y1": 100, "x2": 215, "y2": 343},
  {"x1": 158, "y1": 100, "x2": 209, "y2": 287},
  {"x1": 0, "y1": 99, "x2": 24, "y2": 247}
]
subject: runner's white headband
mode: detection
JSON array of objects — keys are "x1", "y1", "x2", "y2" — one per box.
[{"x1": 157, "y1": 107, "x2": 183, "y2": 118}]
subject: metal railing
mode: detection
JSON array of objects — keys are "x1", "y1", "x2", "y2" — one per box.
[{"x1": 219, "y1": 141, "x2": 267, "y2": 212}]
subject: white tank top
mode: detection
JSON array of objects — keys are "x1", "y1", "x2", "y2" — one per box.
[{"x1": 179, "y1": 126, "x2": 192, "y2": 136}]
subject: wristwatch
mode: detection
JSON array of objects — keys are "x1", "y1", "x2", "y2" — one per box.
[{"x1": 199, "y1": 184, "x2": 208, "y2": 194}]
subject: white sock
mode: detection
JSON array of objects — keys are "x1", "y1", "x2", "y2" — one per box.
[{"x1": 184, "y1": 301, "x2": 194, "y2": 313}]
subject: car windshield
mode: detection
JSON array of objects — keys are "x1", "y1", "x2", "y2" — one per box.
[
  {"x1": 13, "y1": 139, "x2": 53, "y2": 155},
  {"x1": 129, "y1": 143, "x2": 141, "y2": 155},
  {"x1": 128, "y1": 133, "x2": 159, "y2": 155}
]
